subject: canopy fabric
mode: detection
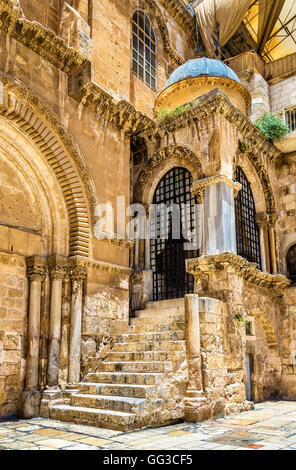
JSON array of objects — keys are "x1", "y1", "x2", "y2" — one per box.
[
  {"x1": 195, "y1": 0, "x2": 252, "y2": 58},
  {"x1": 257, "y1": 0, "x2": 286, "y2": 54}
]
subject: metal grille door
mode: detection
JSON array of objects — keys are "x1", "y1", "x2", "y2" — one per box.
[
  {"x1": 150, "y1": 167, "x2": 199, "y2": 301},
  {"x1": 235, "y1": 166, "x2": 261, "y2": 268}
]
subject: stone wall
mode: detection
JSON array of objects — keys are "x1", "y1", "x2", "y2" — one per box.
[
  {"x1": 270, "y1": 75, "x2": 296, "y2": 114},
  {"x1": 0, "y1": 253, "x2": 27, "y2": 418}
]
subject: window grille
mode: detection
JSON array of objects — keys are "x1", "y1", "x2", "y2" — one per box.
[{"x1": 132, "y1": 10, "x2": 157, "y2": 91}]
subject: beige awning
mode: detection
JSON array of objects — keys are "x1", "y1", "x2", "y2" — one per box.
[{"x1": 188, "y1": 0, "x2": 296, "y2": 61}]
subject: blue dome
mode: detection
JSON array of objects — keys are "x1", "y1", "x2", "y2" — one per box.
[{"x1": 165, "y1": 58, "x2": 240, "y2": 89}]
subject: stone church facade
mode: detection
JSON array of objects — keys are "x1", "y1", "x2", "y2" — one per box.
[{"x1": 0, "y1": 0, "x2": 296, "y2": 431}]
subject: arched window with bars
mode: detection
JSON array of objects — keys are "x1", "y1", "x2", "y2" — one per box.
[
  {"x1": 235, "y1": 166, "x2": 261, "y2": 268},
  {"x1": 287, "y1": 244, "x2": 296, "y2": 284},
  {"x1": 132, "y1": 10, "x2": 157, "y2": 91}
]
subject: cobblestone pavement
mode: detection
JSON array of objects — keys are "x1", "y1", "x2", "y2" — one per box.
[{"x1": 0, "y1": 401, "x2": 296, "y2": 450}]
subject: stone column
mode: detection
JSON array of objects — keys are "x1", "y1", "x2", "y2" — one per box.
[
  {"x1": 67, "y1": 257, "x2": 88, "y2": 390},
  {"x1": 21, "y1": 256, "x2": 46, "y2": 418},
  {"x1": 192, "y1": 175, "x2": 241, "y2": 256},
  {"x1": 268, "y1": 214, "x2": 278, "y2": 274},
  {"x1": 45, "y1": 256, "x2": 67, "y2": 395},
  {"x1": 256, "y1": 213, "x2": 269, "y2": 272},
  {"x1": 184, "y1": 294, "x2": 213, "y2": 422}
]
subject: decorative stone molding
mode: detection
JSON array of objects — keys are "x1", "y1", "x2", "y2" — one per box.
[
  {"x1": 139, "y1": 90, "x2": 282, "y2": 162},
  {"x1": 0, "y1": 73, "x2": 98, "y2": 256},
  {"x1": 48, "y1": 256, "x2": 68, "y2": 281},
  {"x1": 98, "y1": 232, "x2": 135, "y2": 250},
  {"x1": 141, "y1": 0, "x2": 187, "y2": 66},
  {"x1": 192, "y1": 175, "x2": 242, "y2": 202},
  {"x1": 158, "y1": 0, "x2": 196, "y2": 34},
  {"x1": 134, "y1": 145, "x2": 204, "y2": 202},
  {"x1": 0, "y1": 0, "x2": 90, "y2": 75},
  {"x1": 91, "y1": 260, "x2": 133, "y2": 276},
  {"x1": 26, "y1": 256, "x2": 47, "y2": 282},
  {"x1": 71, "y1": 83, "x2": 154, "y2": 135},
  {"x1": 186, "y1": 253, "x2": 290, "y2": 293}
]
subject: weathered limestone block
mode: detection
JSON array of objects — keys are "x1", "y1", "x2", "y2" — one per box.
[{"x1": 60, "y1": 2, "x2": 92, "y2": 61}]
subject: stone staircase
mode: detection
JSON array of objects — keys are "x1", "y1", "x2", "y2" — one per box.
[{"x1": 49, "y1": 299, "x2": 188, "y2": 431}]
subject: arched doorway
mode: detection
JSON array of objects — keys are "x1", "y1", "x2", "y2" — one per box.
[{"x1": 150, "y1": 167, "x2": 199, "y2": 301}]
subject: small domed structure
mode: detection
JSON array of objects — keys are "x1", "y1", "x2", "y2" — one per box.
[{"x1": 155, "y1": 58, "x2": 250, "y2": 115}]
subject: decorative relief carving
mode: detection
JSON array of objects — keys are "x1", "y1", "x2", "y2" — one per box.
[
  {"x1": 0, "y1": 0, "x2": 90, "y2": 75},
  {"x1": 48, "y1": 256, "x2": 68, "y2": 281},
  {"x1": 68, "y1": 257, "x2": 88, "y2": 282},
  {"x1": 192, "y1": 174, "x2": 242, "y2": 201},
  {"x1": 134, "y1": 145, "x2": 204, "y2": 202}
]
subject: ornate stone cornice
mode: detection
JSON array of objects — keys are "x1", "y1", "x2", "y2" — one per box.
[
  {"x1": 48, "y1": 255, "x2": 68, "y2": 281},
  {"x1": 68, "y1": 256, "x2": 88, "y2": 282},
  {"x1": 186, "y1": 253, "x2": 290, "y2": 294},
  {"x1": 158, "y1": 0, "x2": 196, "y2": 34},
  {"x1": 71, "y1": 83, "x2": 154, "y2": 135},
  {"x1": 97, "y1": 232, "x2": 135, "y2": 250},
  {"x1": 192, "y1": 175, "x2": 242, "y2": 200},
  {"x1": 0, "y1": 0, "x2": 90, "y2": 75},
  {"x1": 91, "y1": 260, "x2": 133, "y2": 276},
  {"x1": 139, "y1": 89, "x2": 282, "y2": 162},
  {"x1": 26, "y1": 256, "x2": 47, "y2": 282}
]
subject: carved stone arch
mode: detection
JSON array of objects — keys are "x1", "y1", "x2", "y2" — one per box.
[
  {"x1": 134, "y1": 145, "x2": 204, "y2": 204},
  {"x1": 0, "y1": 73, "x2": 99, "y2": 257},
  {"x1": 131, "y1": 0, "x2": 184, "y2": 66},
  {"x1": 234, "y1": 149, "x2": 276, "y2": 214}
]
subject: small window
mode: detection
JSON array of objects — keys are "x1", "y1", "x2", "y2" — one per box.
[
  {"x1": 287, "y1": 244, "x2": 296, "y2": 284},
  {"x1": 132, "y1": 10, "x2": 157, "y2": 91}
]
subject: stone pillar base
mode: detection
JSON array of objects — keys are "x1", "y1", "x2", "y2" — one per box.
[
  {"x1": 20, "y1": 388, "x2": 41, "y2": 418},
  {"x1": 42, "y1": 386, "x2": 62, "y2": 400},
  {"x1": 184, "y1": 391, "x2": 213, "y2": 423}
]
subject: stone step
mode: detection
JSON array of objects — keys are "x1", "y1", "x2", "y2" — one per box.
[
  {"x1": 129, "y1": 321, "x2": 184, "y2": 333},
  {"x1": 112, "y1": 340, "x2": 185, "y2": 352},
  {"x1": 117, "y1": 330, "x2": 185, "y2": 343},
  {"x1": 135, "y1": 307, "x2": 185, "y2": 318},
  {"x1": 49, "y1": 404, "x2": 136, "y2": 431},
  {"x1": 79, "y1": 382, "x2": 154, "y2": 398},
  {"x1": 145, "y1": 299, "x2": 185, "y2": 310},
  {"x1": 98, "y1": 361, "x2": 172, "y2": 373},
  {"x1": 84, "y1": 372, "x2": 163, "y2": 385},
  {"x1": 106, "y1": 351, "x2": 182, "y2": 362},
  {"x1": 131, "y1": 313, "x2": 184, "y2": 325},
  {"x1": 71, "y1": 394, "x2": 146, "y2": 413}
]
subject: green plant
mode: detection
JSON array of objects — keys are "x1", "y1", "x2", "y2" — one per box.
[
  {"x1": 235, "y1": 314, "x2": 249, "y2": 327},
  {"x1": 255, "y1": 112, "x2": 290, "y2": 142},
  {"x1": 155, "y1": 101, "x2": 195, "y2": 122},
  {"x1": 238, "y1": 140, "x2": 247, "y2": 153}
]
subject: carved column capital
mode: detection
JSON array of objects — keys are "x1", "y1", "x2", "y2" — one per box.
[
  {"x1": 256, "y1": 213, "x2": 269, "y2": 228},
  {"x1": 68, "y1": 256, "x2": 88, "y2": 282},
  {"x1": 268, "y1": 213, "x2": 278, "y2": 227},
  {"x1": 26, "y1": 256, "x2": 46, "y2": 282},
  {"x1": 48, "y1": 255, "x2": 68, "y2": 281}
]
